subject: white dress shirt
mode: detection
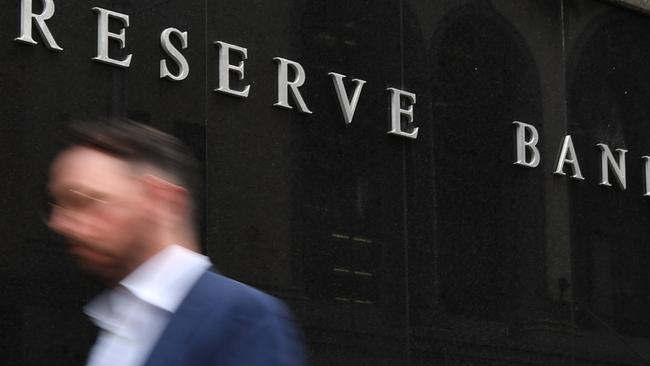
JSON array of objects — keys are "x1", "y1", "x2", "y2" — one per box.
[{"x1": 84, "y1": 245, "x2": 212, "y2": 366}]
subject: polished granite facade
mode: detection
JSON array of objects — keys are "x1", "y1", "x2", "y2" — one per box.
[{"x1": 2, "y1": 0, "x2": 650, "y2": 365}]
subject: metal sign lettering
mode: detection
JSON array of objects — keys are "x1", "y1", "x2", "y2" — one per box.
[
  {"x1": 512, "y1": 122, "x2": 650, "y2": 195},
  {"x1": 12, "y1": 1, "x2": 419, "y2": 139}
]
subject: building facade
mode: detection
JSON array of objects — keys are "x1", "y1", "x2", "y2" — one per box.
[{"x1": 1, "y1": 0, "x2": 650, "y2": 365}]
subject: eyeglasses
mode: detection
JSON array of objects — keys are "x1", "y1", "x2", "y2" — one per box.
[{"x1": 43, "y1": 188, "x2": 122, "y2": 225}]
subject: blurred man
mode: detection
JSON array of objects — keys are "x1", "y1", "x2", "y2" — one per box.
[{"x1": 45, "y1": 119, "x2": 305, "y2": 366}]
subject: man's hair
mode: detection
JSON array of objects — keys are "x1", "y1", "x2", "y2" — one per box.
[{"x1": 65, "y1": 118, "x2": 200, "y2": 216}]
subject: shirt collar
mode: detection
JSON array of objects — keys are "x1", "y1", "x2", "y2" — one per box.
[
  {"x1": 84, "y1": 244, "x2": 211, "y2": 325},
  {"x1": 120, "y1": 244, "x2": 211, "y2": 312}
]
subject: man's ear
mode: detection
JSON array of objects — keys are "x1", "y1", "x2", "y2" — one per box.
[{"x1": 141, "y1": 174, "x2": 190, "y2": 225}]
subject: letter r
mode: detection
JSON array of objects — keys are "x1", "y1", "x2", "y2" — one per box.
[{"x1": 15, "y1": 0, "x2": 63, "y2": 51}]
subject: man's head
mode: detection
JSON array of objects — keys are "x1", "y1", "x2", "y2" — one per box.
[{"x1": 46, "y1": 119, "x2": 200, "y2": 284}]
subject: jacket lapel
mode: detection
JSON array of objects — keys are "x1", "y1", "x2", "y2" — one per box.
[{"x1": 142, "y1": 270, "x2": 215, "y2": 366}]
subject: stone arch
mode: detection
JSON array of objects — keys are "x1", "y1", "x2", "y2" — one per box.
[{"x1": 428, "y1": 2, "x2": 545, "y2": 322}]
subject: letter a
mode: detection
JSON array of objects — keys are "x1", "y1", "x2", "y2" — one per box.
[{"x1": 554, "y1": 135, "x2": 584, "y2": 180}]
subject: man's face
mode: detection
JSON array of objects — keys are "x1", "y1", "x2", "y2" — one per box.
[{"x1": 47, "y1": 146, "x2": 148, "y2": 281}]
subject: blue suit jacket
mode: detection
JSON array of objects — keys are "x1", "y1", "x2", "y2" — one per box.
[{"x1": 142, "y1": 270, "x2": 306, "y2": 366}]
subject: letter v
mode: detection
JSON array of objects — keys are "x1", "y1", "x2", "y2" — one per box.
[{"x1": 328, "y1": 72, "x2": 366, "y2": 124}]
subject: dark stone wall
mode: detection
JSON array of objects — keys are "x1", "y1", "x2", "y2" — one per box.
[{"x1": 1, "y1": 0, "x2": 650, "y2": 365}]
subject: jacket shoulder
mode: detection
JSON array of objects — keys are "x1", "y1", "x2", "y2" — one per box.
[
  {"x1": 191, "y1": 270, "x2": 293, "y2": 323},
  {"x1": 144, "y1": 270, "x2": 305, "y2": 366},
  {"x1": 181, "y1": 271, "x2": 305, "y2": 365}
]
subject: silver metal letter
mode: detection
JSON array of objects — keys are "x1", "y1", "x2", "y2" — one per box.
[
  {"x1": 596, "y1": 143, "x2": 627, "y2": 190},
  {"x1": 328, "y1": 72, "x2": 366, "y2": 124},
  {"x1": 15, "y1": 0, "x2": 62, "y2": 51},
  {"x1": 160, "y1": 28, "x2": 189, "y2": 81},
  {"x1": 387, "y1": 88, "x2": 418, "y2": 139},
  {"x1": 92, "y1": 7, "x2": 132, "y2": 68},
  {"x1": 273, "y1": 57, "x2": 312, "y2": 114},
  {"x1": 554, "y1": 135, "x2": 584, "y2": 180},
  {"x1": 643, "y1": 156, "x2": 650, "y2": 197},
  {"x1": 512, "y1": 121, "x2": 540, "y2": 168},
  {"x1": 215, "y1": 41, "x2": 250, "y2": 98}
]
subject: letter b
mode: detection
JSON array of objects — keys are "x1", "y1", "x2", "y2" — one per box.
[{"x1": 513, "y1": 121, "x2": 540, "y2": 168}]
